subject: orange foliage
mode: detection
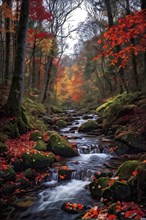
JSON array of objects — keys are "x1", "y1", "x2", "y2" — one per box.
[{"x1": 94, "y1": 9, "x2": 146, "y2": 68}]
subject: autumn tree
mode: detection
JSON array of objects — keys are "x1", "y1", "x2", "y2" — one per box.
[
  {"x1": 40, "y1": 0, "x2": 84, "y2": 103},
  {"x1": 6, "y1": 0, "x2": 30, "y2": 132}
]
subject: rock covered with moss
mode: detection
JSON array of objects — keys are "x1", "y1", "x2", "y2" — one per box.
[
  {"x1": 35, "y1": 140, "x2": 47, "y2": 151},
  {"x1": 115, "y1": 131, "x2": 146, "y2": 151},
  {"x1": 29, "y1": 130, "x2": 44, "y2": 141},
  {"x1": 55, "y1": 119, "x2": 66, "y2": 129},
  {"x1": 48, "y1": 132, "x2": 78, "y2": 157},
  {"x1": 78, "y1": 120, "x2": 98, "y2": 132},
  {"x1": 22, "y1": 150, "x2": 55, "y2": 169}
]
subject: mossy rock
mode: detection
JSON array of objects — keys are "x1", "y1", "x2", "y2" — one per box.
[
  {"x1": 78, "y1": 120, "x2": 98, "y2": 132},
  {"x1": 29, "y1": 131, "x2": 44, "y2": 141},
  {"x1": 48, "y1": 132, "x2": 78, "y2": 157},
  {"x1": 0, "y1": 142, "x2": 8, "y2": 154},
  {"x1": 58, "y1": 168, "x2": 75, "y2": 181},
  {"x1": 35, "y1": 140, "x2": 47, "y2": 151},
  {"x1": 104, "y1": 181, "x2": 131, "y2": 201},
  {"x1": 89, "y1": 177, "x2": 109, "y2": 199},
  {"x1": 55, "y1": 119, "x2": 66, "y2": 128},
  {"x1": 114, "y1": 160, "x2": 140, "y2": 180},
  {"x1": 24, "y1": 168, "x2": 37, "y2": 181},
  {"x1": 22, "y1": 151, "x2": 55, "y2": 169},
  {"x1": 0, "y1": 166, "x2": 16, "y2": 182},
  {"x1": 115, "y1": 131, "x2": 146, "y2": 151}
]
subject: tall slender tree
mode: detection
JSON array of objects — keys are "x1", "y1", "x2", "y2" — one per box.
[{"x1": 7, "y1": 0, "x2": 30, "y2": 132}]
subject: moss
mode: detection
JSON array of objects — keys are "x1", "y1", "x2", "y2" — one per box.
[
  {"x1": 22, "y1": 151, "x2": 55, "y2": 169},
  {"x1": 89, "y1": 177, "x2": 109, "y2": 199},
  {"x1": 78, "y1": 120, "x2": 98, "y2": 132},
  {"x1": 29, "y1": 131, "x2": 44, "y2": 141},
  {"x1": 96, "y1": 92, "x2": 141, "y2": 120},
  {"x1": 109, "y1": 181, "x2": 131, "y2": 200},
  {"x1": 114, "y1": 160, "x2": 140, "y2": 180},
  {"x1": 23, "y1": 98, "x2": 47, "y2": 131},
  {"x1": 55, "y1": 120, "x2": 66, "y2": 128},
  {"x1": 35, "y1": 140, "x2": 47, "y2": 151},
  {"x1": 49, "y1": 132, "x2": 78, "y2": 157},
  {"x1": 24, "y1": 168, "x2": 36, "y2": 180}
]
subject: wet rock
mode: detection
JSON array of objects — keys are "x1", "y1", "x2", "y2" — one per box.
[
  {"x1": 55, "y1": 119, "x2": 66, "y2": 128},
  {"x1": 29, "y1": 130, "x2": 44, "y2": 141},
  {"x1": 115, "y1": 131, "x2": 146, "y2": 151},
  {"x1": 78, "y1": 120, "x2": 98, "y2": 132},
  {"x1": 58, "y1": 167, "x2": 75, "y2": 181},
  {"x1": 62, "y1": 202, "x2": 86, "y2": 214},
  {"x1": 89, "y1": 176, "x2": 131, "y2": 202},
  {"x1": 14, "y1": 196, "x2": 36, "y2": 209},
  {"x1": 82, "y1": 115, "x2": 94, "y2": 120},
  {"x1": 89, "y1": 177, "x2": 109, "y2": 199},
  {"x1": 48, "y1": 132, "x2": 78, "y2": 157}
]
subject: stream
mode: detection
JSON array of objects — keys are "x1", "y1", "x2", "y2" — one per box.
[{"x1": 4, "y1": 112, "x2": 113, "y2": 220}]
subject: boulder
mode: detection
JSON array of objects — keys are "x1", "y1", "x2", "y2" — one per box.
[
  {"x1": 78, "y1": 120, "x2": 98, "y2": 132},
  {"x1": 55, "y1": 119, "x2": 66, "y2": 128},
  {"x1": 35, "y1": 140, "x2": 47, "y2": 151},
  {"x1": 115, "y1": 131, "x2": 146, "y2": 151},
  {"x1": 48, "y1": 132, "x2": 78, "y2": 157},
  {"x1": 114, "y1": 160, "x2": 140, "y2": 180},
  {"x1": 22, "y1": 151, "x2": 55, "y2": 169},
  {"x1": 29, "y1": 131, "x2": 44, "y2": 141}
]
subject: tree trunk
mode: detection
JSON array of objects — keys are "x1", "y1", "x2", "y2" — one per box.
[
  {"x1": 7, "y1": 0, "x2": 30, "y2": 132},
  {"x1": 4, "y1": 0, "x2": 12, "y2": 85},
  {"x1": 41, "y1": 51, "x2": 54, "y2": 103},
  {"x1": 104, "y1": 0, "x2": 128, "y2": 93},
  {"x1": 125, "y1": 0, "x2": 139, "y2": 89}
]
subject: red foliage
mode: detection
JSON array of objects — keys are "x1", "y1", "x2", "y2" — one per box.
[
  {"x1": 94, "y1": 9, "x2": 146, "y2": 68},
  {"x1": 29, "y1": 0, "x2": 52, "y2": 21}
]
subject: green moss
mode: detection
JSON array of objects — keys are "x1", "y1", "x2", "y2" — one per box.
[
  {"x1": 24, "y1": 168, "x2": 36, "y2": 180},
  {"x1": 96, "y1": 92, "x2": 141, "y2": 120},
  {"x1": 23, "y1": 98, "x2": 47, "y2": 131},
  {"x1": 35, "y1": 140, "x2": 47, "y2": 151},
  {"x1": 22, "y1": 151, "x2": 55, "y2": 169},
  {"x1": 89, "y1": 177, "x2": 109, "y2": 199},
  {"x1": 29, "y1": 131, "x2": 44, "y2": 141},
  {"x1": 55, "y1": 120, "x2": 66, "y2": 128},
  {"x1": 49, "y1": 132, "x2": 78, "y2": 157},
  {"x1": 78, "y1": 120, "x2": 98, "y2": 132},
  {"x1": 115, "y1": 160, "x2": 140, "y2": 180}
]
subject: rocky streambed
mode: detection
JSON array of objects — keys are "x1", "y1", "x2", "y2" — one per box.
[{"x1": 1, "y1": 110, "x2": 146, "y2": 220}]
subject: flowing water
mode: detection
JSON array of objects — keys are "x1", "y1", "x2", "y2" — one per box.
[{"x1": 4, "y1": 112, "x2": 112, "y2": 220}]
